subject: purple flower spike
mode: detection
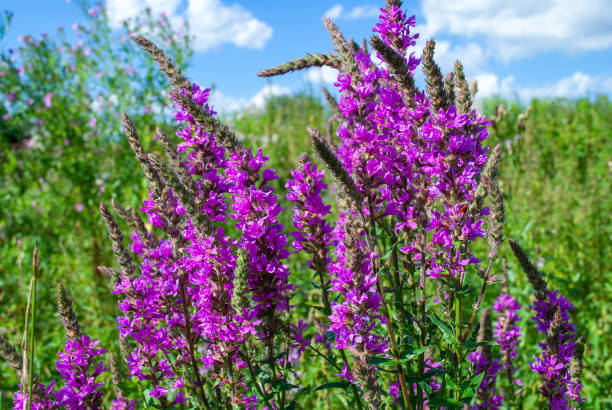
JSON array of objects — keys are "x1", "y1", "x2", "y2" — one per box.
[
  {"x1": 530, "y1": 290, "x2": 583, "y2": 408},
  {"x1": 493, "y1": 293, "x2": 523, "y2": 387}
]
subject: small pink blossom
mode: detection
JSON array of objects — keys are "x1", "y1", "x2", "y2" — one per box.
[
  {"x1": 43, "y1": 93, "x2": 53, "y2": 108},
  {"x1": 143, "y1": 106, "x2": 152, "y2": 114},
  {"x1": 64, "y1": 139, "x2": 70, "y2": 146},
  {"x1": 7, "y1": 92, "x2": 17, "y2": 102},
  {"x1": 88, "y1": 117, "x2": 97, "y2": 127},
  {"x1": 75, "y1": 203, "x2": 84, "y2": 212}
]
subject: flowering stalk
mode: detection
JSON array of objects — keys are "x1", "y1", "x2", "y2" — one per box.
[
  {"x1": 510, "y1": 239, "x2": 584, "y2": 408},
  {"x1": 493, "y1": 292, "x2": 522, "y2": 400}
]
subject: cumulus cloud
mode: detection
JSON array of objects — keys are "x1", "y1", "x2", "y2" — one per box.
[
  {"x1": 303, "y1": 66, "x2": 339, "y2": 85},
  {"x1": 421, "y1": 0, "x2": 612, "y2": 61},
  {"x1": 209, "y1": 84, "x2": 291, "y2": 114},
  {"x1": 105, "y1": 0, "x2": 273, "y2": 52},
  {"x1": 323, "y1": 4, "x2": 380, "y2": 20},
  {"x1": 474, "y1": 71, "x2": 612, "y2": 101}
]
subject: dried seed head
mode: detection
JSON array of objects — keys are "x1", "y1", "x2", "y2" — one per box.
[
  {"x1": 454, "y1": 60, "x2": 472, "y2": 114},
  {"x1": 422, "y1": 39, "x2": 450, "y2": 113},
  {"x1": 122, "y1": 113, "x2": 164, "y2": 195},
  {"x1": 482, "y1": 176, "x2": 505, "y2": 259},
  {"x1": 258, "y1": 53, "x2": 342, "y2": 77},
  {"x1": 322, "y1": 87, "x2": 341, "y2": 118},
  {"x1": 470, "y1": 143, "x2": 503, "y2": 216},
  {"x1": 100, "y1": 202, "x2": 136, "y2": 279},
  {"x1": 110, "y1": 198, "x2": 131, "y2": 223},
  {"x1": 148, "y1": 154, "x2": 213, "y2": 235},
  {"x1": 56, "y1": 283, "x2": 81, "y2": 340},
  {"x1": 131, "y1": 35, "x2": 190, "y2": 90},
  {"x1": 571, "y1": 336, "x2": 585, "y2": 380},
  {"x1": 323, "y1": 18, "x2": 358, "y2": 75},
  {"x1": 508, "y1": 238, "x2": 548, "y2": 300},
  {"x1": 308, "y1": 126, "x2": 362, "y2": 208},
  {"x1": 0, "y1": 335, "x2": 23, "y2": 378},
  {"x1": 370, "y1": 35, "x2": 416, "y2": 104},
  {"x1": 231, "y1": 249, "x2": 251, "y2": 314}
]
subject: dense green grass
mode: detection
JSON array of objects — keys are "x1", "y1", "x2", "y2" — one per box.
[{"x1": 0, "y1": 91, "x2": 610, "y2": 407}]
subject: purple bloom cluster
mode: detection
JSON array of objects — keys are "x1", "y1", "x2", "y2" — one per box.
[
  {"x1": 468, "y1": 350, "x2": 503, "y2": 409},
  {"x1": 493, "y1": 293, "x2": 523, "y2": 387},
  {"x1": 13, "y1": 335, "x2": 107, "y2": 410},
  {"x1": 55, "y1": 335, "x2": 106, "y2": 408},
  {"x1": 111, "y1": 76, "x2": 293, "y2": 407},
  {"x1": 530, "y1": 290, "x2": 584, "y2": 408},
  {"x1": 328, "y1": 211, "x2": 388, "y2": 357},
  {"x1": 286, "y1": 156, "x2": 335, "y2": 273},
  {"x1": 333, "y1": 6, "x2": 489, "y2": 285}
]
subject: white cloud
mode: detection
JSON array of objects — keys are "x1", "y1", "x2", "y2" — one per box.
[
  {"x1": 249, "y1": 84, "x2": 291, "y2": 108},
  {"x1": 303, "y1": 66, "x2": 339, "y2": 85},
  {"x1": 105, "y1": 0, "x2": 273, "y2": 52},
  {"x1": 421, "y1": 0, "x2": 612, "y2": 61},
  {"x1": 324, "y1": 4, "x2": 380, "y2": 20},
  {"x1": 473, "y1": 71, "x2": 612, "y2": 101},
  {"x1": 426, "y1": 41, "x2": 487, "y2": 74},
  {"x1": 210, "y1": 84, "x2": 291, "y2": 114}
]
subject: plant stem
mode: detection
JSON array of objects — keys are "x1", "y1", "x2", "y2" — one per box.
[
  {"x1": 178, "y1": 271, "x2": 211, "y2": 410},
  {"x1": 362, "y1": 197, "x2": 413, "y2": 410},
  {"x1": 461, "y1": 258, "x2": 494, "y2": 343},
  {"x1": 316, "y1": 267, "x2": 364, "y2": 410}
]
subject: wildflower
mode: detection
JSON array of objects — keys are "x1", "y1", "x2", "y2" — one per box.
[
  {"x1": 493, "y1": 293, "x2": 522, "y2": 386},
  {"x1": 43, "y1": 92, "x2": 53, "y2": 108}
]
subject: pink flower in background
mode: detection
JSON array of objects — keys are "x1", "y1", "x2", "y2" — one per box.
[
  {"x1": 143, "y1": 106, "x2": 152, "y2": 114},
  {"x1": 88, "y1": 117, "x2": 97, "y2": 127},
  {"x1": 7, "y1": 92, "x2": 17, "y2": 102},
  {"x1": 18, "y1": 35, "x2": 25, "y2": 42},
  {"x1": 88, "y1": 8, "x2": 98, "y2": 17},
  {"x1": 2, "y1": 114, "x2": 12, "y2": 121},
  {"x1": 18, "y1": 67, "x2": 25, "y2": 75},
  {"x1": 95, "y1": 71, "x2": 103, "y2": 79},
  {"x1": 84, "y1": 47, "x2": 91, "y2": 56},
  {"x1": 72, "y1": 23, "x2": 78, "y2": 30},
  {"x1": 27, "y1": 99, "x2": 33, "y2": 105},
  {"x1": 43, "y1": 93, "x2": 53, "y2": 108},
  {"x1": 64, "y1": 139, "x2": 70, "y2": 146},
  {"x1": 75, "y1": 203, "x2": 84, "y2": 212}
]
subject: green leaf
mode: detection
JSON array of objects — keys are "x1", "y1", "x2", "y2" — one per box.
[
  {"x1": 429, "y1": 314, "x2": 457, "y2": 345},
  {"x1": 314, "y1": 381, "x2": 351, "y2": 391},
  {"x1": 427, "y1": 397, "x2": 463, "y2": 409}
]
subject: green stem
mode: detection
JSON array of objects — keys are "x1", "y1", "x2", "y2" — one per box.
[
  {"x1": 27, "y1": 277, "x2": 36, "y2": 410},
  {"x1": 316, "y1": 262, "x2": 364, "y2": 410}
]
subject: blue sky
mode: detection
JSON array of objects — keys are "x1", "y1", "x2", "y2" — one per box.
[{"x1": 3, "y1": 0, "x2": 612, "y2": 113}]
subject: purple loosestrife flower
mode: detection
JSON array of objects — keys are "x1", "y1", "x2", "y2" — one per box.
[
  {"x1": 226, "y1": 147, "x2": 293, "y2": 346},
  {"x1": 493, "y1": 293, "x2": 523, "y2": 388},
  {"x1": 530, "y1": 290, "x2": 583, "y2": 408},
  {"x1": 55, "y1": 335, "x2": 107, "y2": 409},
  {"x1": 12, "y1": 382, "x2": 56, "y2": 410},
  {"x1": 328, "y1": 211, "x2": 387, "y2": 407},
  {"x1": 286, "y1": 155, "x2": 335, "y2": 271},
  {"x1": 468, "y1": 350, "x2": 503, "y2": 409}
]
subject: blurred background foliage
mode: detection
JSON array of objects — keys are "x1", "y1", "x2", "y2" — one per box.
[{"x1": 0, "y1": 1, "x2": 610, "y2": 407}]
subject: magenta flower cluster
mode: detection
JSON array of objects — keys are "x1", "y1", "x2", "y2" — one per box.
[
  {"x1": 13, "y1": 334, "x2": 107, "y2": 410},
  {"x1": 530, "y1": 290, "x2": 584, "y2": 408},
  {"x1": 493, "y1": 293, "x2": 522, "y2": 387}
]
